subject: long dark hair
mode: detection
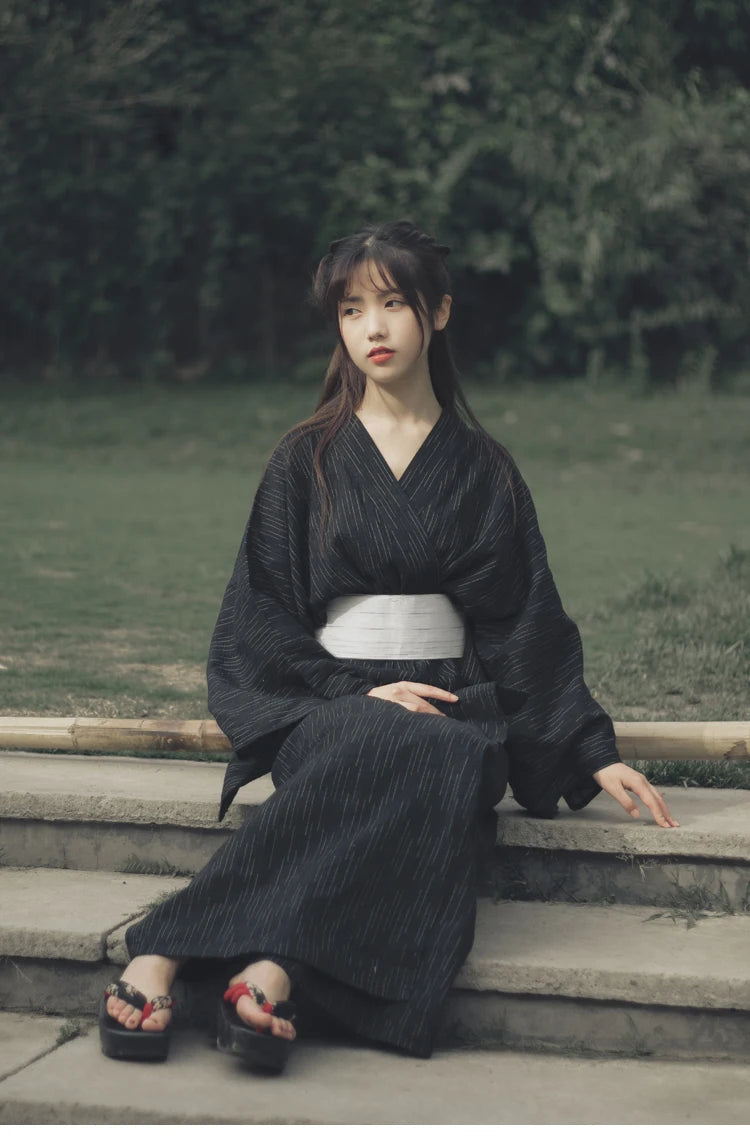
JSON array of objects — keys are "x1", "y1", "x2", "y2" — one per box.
[{"x1": 287, "y1": 220, "x2": 513, "y2": 523}]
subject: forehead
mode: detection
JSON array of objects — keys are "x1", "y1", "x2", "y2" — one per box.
[{"x1": 341, "y1": 259, "x2": 399, "y2": 301}]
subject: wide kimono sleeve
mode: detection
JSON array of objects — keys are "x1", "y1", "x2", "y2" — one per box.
[
  {"x1": 469, "y1": 463, "x2": 621, "y2": 818},
  {"x1": 207, "y1": 435, "x2": 373, "y2": 816}
]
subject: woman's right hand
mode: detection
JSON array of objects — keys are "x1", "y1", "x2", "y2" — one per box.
[{"x1": 366, "y1": 682, "x2": 459, "y2": 715}]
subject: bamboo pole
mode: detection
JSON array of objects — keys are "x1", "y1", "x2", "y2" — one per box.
[
  {"x1": 0, "y1": 717, "x2": 231, "y2": 754},
  {"x1": 0, "y1": 716, "x2": 748, "y2": 760}
]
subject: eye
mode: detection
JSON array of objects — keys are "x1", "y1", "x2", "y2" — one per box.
[
  {"x1": 385, "y1": 298, "x2": 404, "y2": 308},
  {"x1": 341, "y1": 306, "x2": 359, "y2": 317}
]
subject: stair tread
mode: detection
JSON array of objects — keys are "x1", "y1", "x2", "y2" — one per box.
[
  {"x1": 2, "y1": 867, "x2": 749, "y2": 1009},
  {"x1": 3, "y1": 750, "x2": 750, "y2": 859},
  {"x1": 0, "y1": 867, "x2": 189, "y2": 961},
  {"x1": 457, "y1": 899, "x2": 750, "y2": 1008},
  {"x1": 3, "y1": 1015, "x2": 750, "y2": 1125},
  {"x1": 0, "y1": 751, "x2": 272, "y2": 828}
]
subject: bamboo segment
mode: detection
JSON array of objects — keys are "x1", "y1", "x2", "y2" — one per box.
[
  {"x1": 614, "y1": 721, "x2": 750, "y2": 761},
  {"x1": 0, "y1": 716, "x2": 747, "y2": 760},
  {"x1": 0, "y1": 717, "x2": 231, "y2": 754}
]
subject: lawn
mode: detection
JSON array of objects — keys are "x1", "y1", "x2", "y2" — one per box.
[{"x1": 1, "y1": 378, "x2": 748, "y2": 781}]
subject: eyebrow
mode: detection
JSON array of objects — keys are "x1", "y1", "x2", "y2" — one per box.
[{"x1": 340, "y1": 289, "x2": 402, "y2": 304}]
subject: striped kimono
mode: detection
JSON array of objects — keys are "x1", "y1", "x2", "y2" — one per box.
[{"x1": 127, "y1": 404, "x2": 619, "y2": 1056}]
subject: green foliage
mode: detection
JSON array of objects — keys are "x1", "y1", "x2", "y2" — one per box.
[{"x1": 1, "y1": 1, "x2": 749, "y2": 380}]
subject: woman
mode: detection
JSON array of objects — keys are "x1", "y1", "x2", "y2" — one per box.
[{"x1": 101, "y1": 221, "x2": 678, "y2": 1071}]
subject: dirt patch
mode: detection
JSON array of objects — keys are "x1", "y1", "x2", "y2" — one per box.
[
  {"x1": 120, "y1": 661, "x2": 205, "y2": 693},
  {"x1": 35, "y1": 568, "x2": 77, "y2": 580}
]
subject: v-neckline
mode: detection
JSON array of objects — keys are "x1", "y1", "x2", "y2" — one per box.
[{"x1": 352, "y1": 406, "x2": 448, "y2": 485}]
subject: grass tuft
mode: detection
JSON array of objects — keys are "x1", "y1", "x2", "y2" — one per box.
[
  {"x1": 122, "y1": 855, "x2": 193, "y2": 877},
  {"x1": 55, "y1": 1018, "x2": 88, "y2": 1046}
]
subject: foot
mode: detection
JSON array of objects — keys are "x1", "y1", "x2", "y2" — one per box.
[
  {"x1": 105, "y1": 955, "x2": 181, "y2": 1032},
  {"x1": 227, "y1": 960, "x2": 296, "y2": 1042}
]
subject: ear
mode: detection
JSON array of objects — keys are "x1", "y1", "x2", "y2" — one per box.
[{"x1": 433, "y1": 293, "x2": 452, "y2": 331}]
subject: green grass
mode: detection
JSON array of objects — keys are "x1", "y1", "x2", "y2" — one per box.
[{"x1": 1, "y1": 377, "x2": 748, "y2": 785}]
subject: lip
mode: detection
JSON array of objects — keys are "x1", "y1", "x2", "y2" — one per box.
[{"x1": 368, "y1": 346, "x2": 394, "y2": 358}]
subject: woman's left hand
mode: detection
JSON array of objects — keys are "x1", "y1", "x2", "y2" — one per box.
[{"x1": 592, "y1": 762, "x2": 680, "y2": 828}]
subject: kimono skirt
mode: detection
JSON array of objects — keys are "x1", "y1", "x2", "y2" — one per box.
[{"x1": 125, "y1": 650, "x2": 510, "y2": 1058}]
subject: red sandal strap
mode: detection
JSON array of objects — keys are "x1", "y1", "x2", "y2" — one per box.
[{"x1": 223, "y1": 981, "x2": 295, "y2": 1021}]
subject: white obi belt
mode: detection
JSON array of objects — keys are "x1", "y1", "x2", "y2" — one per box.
[{"x1": 315, "y1": 594, "x2": 465, "y2": 660}]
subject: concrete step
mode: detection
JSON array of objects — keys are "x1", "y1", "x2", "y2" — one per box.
[
  {"x1": 2, "y1": 866, "x2": 749, "y2": 1061},
  {"x1": 0, "y1": 751, "x2": 269, "y2": 876},
  {"x1": 3, "y1": 1013, "x2": 750, "y2": 1125},
  {"x1": 3, "y1": 751, "x2": 750, "y2": 909}
]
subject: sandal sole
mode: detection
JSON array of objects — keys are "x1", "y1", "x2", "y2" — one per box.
[
  {"x1": 99, "y1": 998, "x2": 171, "y2": 1062},
  {"x1": 216, "y1": 1001, "x2": 292, "y2": 1073}
]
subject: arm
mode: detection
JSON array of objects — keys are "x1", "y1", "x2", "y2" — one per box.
[
  {"x1": 470, "y1": 466, "x2": 670, "y2": 820},
  {"x1": 207, "y1": 438, "x2": 372, "y2": 761}
]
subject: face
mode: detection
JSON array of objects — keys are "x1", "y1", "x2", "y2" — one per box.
[{"x1": 337, "y1": 261, "x2": 450, "y2": 389}]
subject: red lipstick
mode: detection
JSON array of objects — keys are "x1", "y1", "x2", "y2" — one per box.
[{"x1": 368, "y1": 346, "x2": 395, "y2": 364}]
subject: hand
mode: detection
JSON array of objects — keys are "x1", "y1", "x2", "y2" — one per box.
[
  {"x1": 366, "y1": 681, "x2": 459, "y2": 716},
  {"x1": 592, "y1": 762, "x2": 680, "y2": 828}
]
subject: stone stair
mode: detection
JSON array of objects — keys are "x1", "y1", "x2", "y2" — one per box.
[{"x1": 1, "y1": 750, "x2": 750, "y2": 1066}]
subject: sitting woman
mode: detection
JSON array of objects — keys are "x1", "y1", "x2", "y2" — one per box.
[{"x1": 100, "y1": 220, "x2": 678, "y2": 1072}]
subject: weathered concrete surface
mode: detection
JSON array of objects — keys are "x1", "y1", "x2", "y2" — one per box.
[
  {"x1": 0, "y1": 751, "x2": 272, "y2": 828},
  {"x1": 440, "y1": 989, "x2": 750, "y2": 1060},
  {"x1": 111, "y1": 898, "x2": 750, "y2": 1013},
  {"x1": 4, "y1": 891, "x2": 750, "y2": 1059},
  {"x1": 456, "y1": 900, "x2": 750, "y2": 1010},
  {"x1": 0, "y1": 867, "x2": 189, "y2": 960},
  {"x1": 497, "y1": 787, "x2": 750, "y2": 860},
  {"x1": 2, "y1": 1027, "x2": 750, "y2": 1124},
  {"x1": 5, "y1": 872, "x2": 748, "y2": 1013},
  {"x1": 0, "y1": 1014, "x2": 61, "y2": 1081},
  {"x1": 488, "y1": 847, "x2": 750, "y2": 910},
  {"x1": 0, "y1": 958, "x2": 116, "y2": 1017},
  {"x1": 0, "y1": 817, "x2": 228, "y2": 875},
  {"x1": 4, "y1": 752, "x2": 750, "y2": 859}
]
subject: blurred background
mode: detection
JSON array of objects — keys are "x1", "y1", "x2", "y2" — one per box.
[
  {"x1": 2, "y1": 0, "x2": 750, "y2": 384},
  {"x1": 1, "y1": 1, "x2": 748, "y2": 784}
]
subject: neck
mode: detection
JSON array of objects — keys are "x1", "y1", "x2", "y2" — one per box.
[{"x1": 356, "y1": 367, "x2": 441, "y2": 426}]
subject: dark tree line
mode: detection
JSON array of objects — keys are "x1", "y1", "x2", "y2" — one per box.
[{"x1": 2, "y1": 0, "x2": 749, "y2": 384}]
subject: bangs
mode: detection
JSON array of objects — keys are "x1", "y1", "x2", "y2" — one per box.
[{"x1": 317, "y1": 241, "x2": 430, "y2": 325}]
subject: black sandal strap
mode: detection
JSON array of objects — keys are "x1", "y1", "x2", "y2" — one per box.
[
  {"x1": 271, "y1": 1000, "x2": 296, "y2": 1021},
  {"x1": 104, "y1": 980, "x2": 174, "y2": 1015},
  {"x1": 104, "y1": 980, "x2": 148, "y2": 1010}
]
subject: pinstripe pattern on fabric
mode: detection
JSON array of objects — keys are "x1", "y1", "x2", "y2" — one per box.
[
  {"x1": 127, "y1": 404, "x2": 620, "y2": 1057},
  {"x1": 208, "y1": 405, "x2": 619, "y2": 820}
]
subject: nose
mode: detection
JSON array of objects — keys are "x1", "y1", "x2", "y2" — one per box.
[{"x1": 366, "y1": 307, "x2": 387, "y2": 341}]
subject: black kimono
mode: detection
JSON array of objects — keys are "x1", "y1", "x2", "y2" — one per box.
[{"x1": 126, "y1": 404, "x2": 620, "y2": 1056}]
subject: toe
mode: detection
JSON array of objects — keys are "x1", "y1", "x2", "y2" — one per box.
[
  {"x1": 141, "y1": 1010, "x2": 171, "y2": 1032},
  {"x1": 271, "y1": 1017, "x2": 295, "y2": 1041},
  {"x1": 235, "y1": 995, "x2": 273, "y2": 1032},
  {"x1": 124, "y1": 1006, "x2": 143, "y2": 1030},
  {"x1": 106, "y1": 996, "x2": 124, "y2": 1020}
]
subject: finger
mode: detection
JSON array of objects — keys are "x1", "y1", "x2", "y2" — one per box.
[
  {"x1": 401, "y1": 683, "x2": 459, "y2": 701},
  {"x1": 416, "y1": 701, "x2": 447, "y2": 716},
  {"x1": 601, "y1": 779, "x2": 641, "y2": 819},
  {"x1": 633, "y1": 783, "x2": 680, "y2": 828},
  {"x1": 394, "y1": 699, "x2": 446, "y2": 716},
  {"x1": 649, "y1": 787, "x2": 680, "y2": 827}
]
